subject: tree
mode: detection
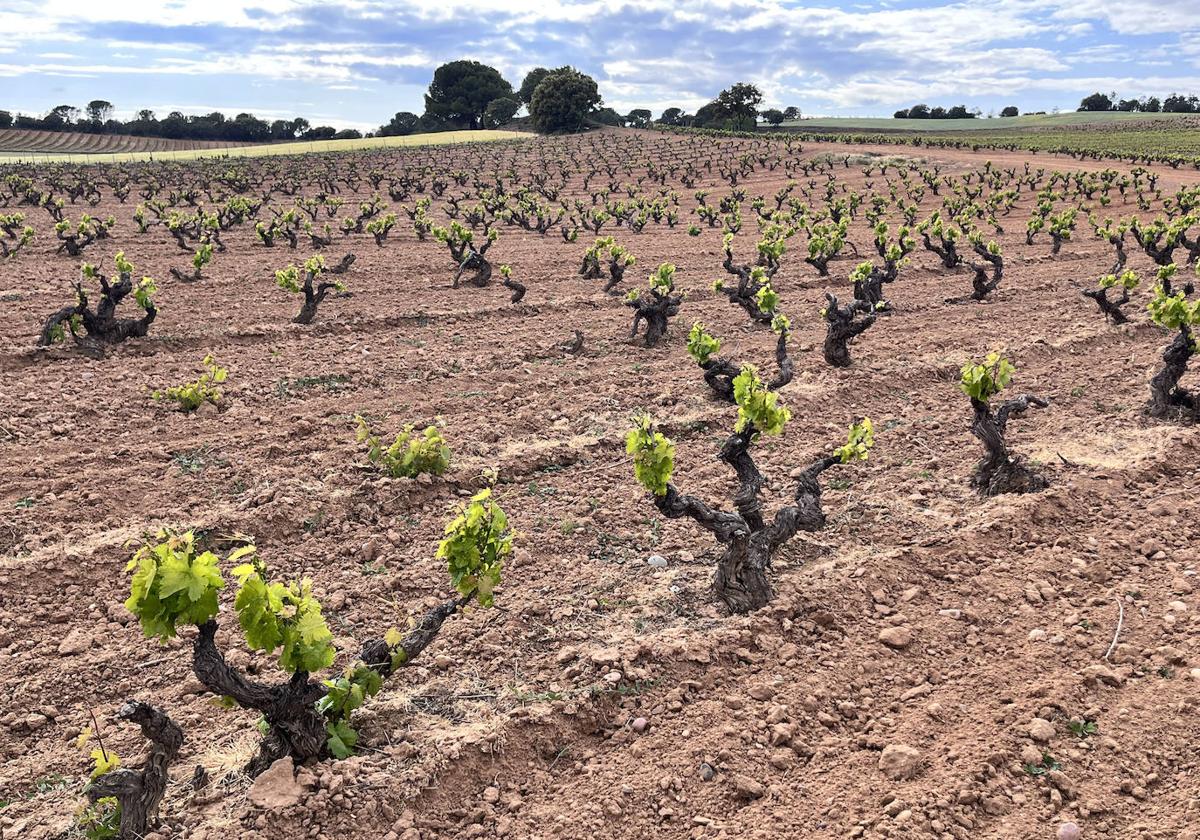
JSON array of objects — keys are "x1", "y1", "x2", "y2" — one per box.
[
  {"x1": 0, "y1": 110, "x2": 11, "y2": 129},
  {"x1": 519, "y1": 68, "x2": 552, "y2": 106},
  {"x1": 42, "y1": 104, "x2": 80, "y2": 131},
  {"x1": 716, "y1": 82, "x2": 762, "y2": 131},
  {"x1": 305, "y1": 126, "x2": 337, "y2": 140},
  {"x1": 1162, "y1": 94, "x2": 1198, "y2": 113},
  {"x1": 929, "y1": 106, "x2": 947, "y2": 119},
  {"x1": 529, "y1": 66, "x2": 601, "y2": 134},
  {"x1": 625, "y1": 108, "x2": 651, "y2": 128},
  {"x1": 483, "y1": 97, "x2": 520, "y2": 128},
  {"x1": 999, "y1": 106, "x2": 1019, "y2": 117},
  {"x1": 655, "y1": 107, "x2": 682, "y2": 126},
  {"x1": 1078, "y1": 92, "x2": 1114, "y2": 112},
  {"x1": 1143, "y1": 96, "x2": 1162, "y2": 113},
  {"x1": 333, "y1": 129, "x2": 362, "y2": 140},
  {"x1": 591, "y1": 107, "x2": 624, "y2": 126},
  {"x1": 424, "y1": 60, "x2": 514, "y2": 130},
  {"x1": 907, "y1": 103, "x2": 930, "y2": 118},
  {"x1": 1117, "y1": 98, "x2": 1140, "y2": 112},
  {"x1": 760, "y1": 108, "x2": 785, "y2": 126},
  {"x1": 782, "y1": 106, "x2": 800, "y2": 121},
  {"x1": 85, "y1": 100, "x2": 114, "y2": 128},
  {"x1": 945, "y1": 104, "x2": 973, "y2": 118},
  {"x1": 893, "y1": 109, "x2": 910, "y2": 119},
  {"x1": 379, "y1": 111, "x2": 419, "y2": 136},
  {"x1": 693, "y1": 101, "x2": 723, "y2": 127}
]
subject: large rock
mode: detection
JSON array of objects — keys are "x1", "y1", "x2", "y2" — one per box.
[
  {"x1": 879, "y1": 744, "x2": 923, "y2": 780},
  {"x1": 248, "y1": 758, "x2": 304, "y2": 810}
]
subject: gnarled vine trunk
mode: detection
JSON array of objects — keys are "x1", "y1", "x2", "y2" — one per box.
[
  {"x1": 38, "y1": 275, "x2": 156, "y2": 348},
  {"x1": 1148, "y1": 326, "x2": 1196, "y2": 420},
  {"x1": 969, "y1": 394, "x2": 1049, "y2": 495},
  {"x1": 1081, "y1": 286, "x2": 1130, "y2": 324},
  {"x1": 86, "y1": 701, "x2": 183, "y2": 839},
  {"x1": 651, "y1": 422, "x2": 840, "y2": 613},
  {"x1": 192, "y1": 594, "x2": 468, "y2": 777},
  {"x1": 699, "y1": 331, "x2": 792, "y2": 402},
  {"x1": 628, "y1": 289, "x2": 682, "y2": 347},
  {"x1": 823, "y1": 293, "x2": 876, "y2": 367}
]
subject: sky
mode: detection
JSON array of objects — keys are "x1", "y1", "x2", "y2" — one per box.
[{"x1": 2, "y1": 0, "x2": 1199, "y2": 131}]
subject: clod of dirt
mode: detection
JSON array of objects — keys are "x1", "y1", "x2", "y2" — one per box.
[
  {"x1": 878, "y1": 625, "x2": 914, "y2": 649},
  {"x1": 1028, "y1": 717, "x2": 1056, "y2": 743},
  {"x1": 248, "y1": 758, "x2": 307, "y2": 810},
  {"x1": 878, "y1": 744, "x2": 924, "y2": 780},
  {"x1": 731, "y1": 774, "x2": 765, "y2": 800}
]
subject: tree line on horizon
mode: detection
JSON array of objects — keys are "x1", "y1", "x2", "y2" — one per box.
[
  {"x1": 0, "y1": 102, "x2": 358, "y2": 143},
  {"x1": 1078, "y1": 91, "x2": 1200, "y2": 113},
  {"x1": 18, "y1": 67, "x2": 1193, "y2": 146},
  {"x1": 377, "y1": 62, "x2": 796, "y2": 136}
]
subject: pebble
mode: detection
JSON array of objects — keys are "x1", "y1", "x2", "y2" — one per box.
[
  {"x1": 878, "y1": 744, "x2": 923, "y2": 780},
  {"x1": 1057, "y1": 822, "x2": 1082, "y2": 840},
  {"x1": 57, "y1": 628, "x2": 92, "y2": 656},
  {"x1": 1028, "y1": 718, "x2": 1055, "y2": 743},
  {"x1": 731, "y1": 774, "x2": 765, "y2": 800},
  {"x1": 878, "y1": 626, "x2": 913, "y2": 649},
  {"x1": 631, "y1": 717, "x2": 649, "y2": 733},
  {"x1": 646, "y1": 555, "x2": 668, "y2": 567}
]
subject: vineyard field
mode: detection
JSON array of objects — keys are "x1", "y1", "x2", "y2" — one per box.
[{"x1": 0, "y1": 127, "x2": 1197, "y2": 840}]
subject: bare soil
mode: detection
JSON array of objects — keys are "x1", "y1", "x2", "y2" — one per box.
[{"x1": 0, "y1": 129, "x2": 1197, "y2": 840}]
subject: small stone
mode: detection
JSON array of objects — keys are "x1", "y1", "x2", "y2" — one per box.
[
  {"x1": 58, "y1": 628, "x2": 92, "y2": 656},
  {"x1": 731, "y1": 774, "x2": 764, "y2": 800},
  {"x1": 748, "y1": 684, "x2": 775, "y2": 701},
  {"x1": 699, "y1": 762, "x2": 716, "y2": 781},
  {"x1": 483, "y1": 786, "x2": 500, "y2": 804},
  {"x1": 1019, "y1": 744, "x2": 1043, "y2": 765},
  {"x1": 878, "y1": 626, "x2": 913, "y2": 650},
  {"x1": 1057, "y1": 822, "x2": 1082, "y2": 840},
  {"x1": 646, "y1": 554, "x2": 668, "y2": 568},
  {"x1": 1028, "y1": 718, "x2": 1055, "y2": 743},
  {"x1": 631, "y1": 717, "x2": 649, "y2": 733},
  {"x1": 878, "y1": 744, "x2": 922, "y2": 780}
]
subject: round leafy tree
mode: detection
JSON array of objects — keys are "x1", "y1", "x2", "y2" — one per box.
[
  {"x1": 529, "y1": 67, "x2": 602, "y2": 134},
  {"x1": 483, "y1": 97, "x2": 520, "y2": 128},
  {"x1": 518, "y1": 68, "x2": 552, "y2": 106},
  {"x1": 424, "y1": 60, "x2": 514, "y2": 130}
]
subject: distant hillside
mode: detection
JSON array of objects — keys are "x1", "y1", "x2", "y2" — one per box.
[{"x1": 0, "y1": 128, "x2": 252, "y2": 156}]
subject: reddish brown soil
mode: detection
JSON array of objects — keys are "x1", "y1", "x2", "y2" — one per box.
[{"x1": 0, "y1": 129, "x2": 1198, "y2": 840}]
